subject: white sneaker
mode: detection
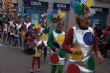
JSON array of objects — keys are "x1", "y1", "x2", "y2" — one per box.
[
  {"x1": 36, "y1": 68, "x2": 41, "y2": 72},
  {"x1": 29, "y1": 69, "x2": 34, "y2": 73}
]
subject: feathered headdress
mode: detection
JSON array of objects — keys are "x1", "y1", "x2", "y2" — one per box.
[
  {"x1": 47, "y1": 9, "x2": 66, "y2": 23},
  {"x1": 70, "y1": 2, "x2": 96, "y2": 19}
]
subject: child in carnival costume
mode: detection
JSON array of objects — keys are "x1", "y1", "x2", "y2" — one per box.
[
  {"x1": 40, "y1": 13, "x2": 49, "y2": 63},
  {"x1": 17, "y1": 17, "x2": 23, "y2": 47},
  {"x1": 62, "y1": 3, "x2": 103, "y2": 73},
  {"x1": 8, "y1": 16, "x2": 15, "y2": 46},
  {"x1": 23, "y1": 24, "x2": 34, "y2": 54},
  {"x1": 22, "y1": 16, "x2": 32, "y2": 49},
  {"x1": 47, "y1": 18, "x2": 66, "y2": 73},
  {"x1": 2, "y1": 18, "x2": 8, "y2": 43},
  {"x1": 13, "y1": 17, "x2": 23, "y2": 48},
  {"x1": 7, "y1": 17, "x2": 13, "y2": 43},
  {"x1": 9, "y1": 17, "x2": 15, "y2": 46},
  {"x1": 13, "y1": 21, "x2": 19, "y2": 47},
  {"x1": 0, "y1": 21, "x2": 2, "y2": 39},
  {"x1": 29, "y1": 25, "x2": 46, "y2": 73},
  {"x1": 23, "y1": 32, "x2": 34, "y2": 54},
  {"x1": 22, "y1": 16, "x2": 32, "y2": 37}
]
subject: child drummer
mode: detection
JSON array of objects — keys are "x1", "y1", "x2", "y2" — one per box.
[
  {"x1": 47, "y1": 20, "x2": 65, "y2": 73},
  {"x1": 62, "y1": 3, "x2": 103, "y2": 73}
]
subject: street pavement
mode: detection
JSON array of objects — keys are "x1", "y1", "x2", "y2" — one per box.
[{"x1": 0, "y1": 42, "x2": 110, "y2": 73}]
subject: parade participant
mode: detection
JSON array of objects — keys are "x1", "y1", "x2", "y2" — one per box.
[
  {"x1": 41, "y1": 13, "x2": 49, "y2": 63},
  {"x1": 47, "y1": 20, "x2": 65, "y2": 73},
  {"x1": 94, "y1": 24, "x2": 102, "y2": 39},
  {"x1": 8, "y1": 17, "x2": 15, "y2": 46},
  {"x1": 29, "y1": 25, "x2": 45, "y2": 73},
  {"x1": 2, "y1": 18, "x2": 7, "y2": 44},
  {"x1": 13, "y1": 19, "x2": 19, "y2": 47},
  {"x1": 23, "y1": 16, "x2": 32, "y2": 32},
  {"x1": 17, "y1": 17, "x2": 23, "y2": 47},
  {"x1": 0, "y1": 19, "x2": 2, "y2": 39},
  {"x1": 22, "y1": 16, "x2": 32, "y2": 49},
  {"x1": 22, "y1": 16, "x2": 32, "y2": 38},
  {"x1": 13, "y1": 17, "x2": 23, "y2": 48},
  {"x1": 23, "y1": 32, "x2": 34, "y2": 54},
  {"x1": 101, "y1": 26, "x2": 110, "y2": 57},
  {"x1": 7, "y1": 17, "x2": 13, "y2": 42},
  {"x1": 62, "y1": 3, "x2": 103, "y2": 73}
]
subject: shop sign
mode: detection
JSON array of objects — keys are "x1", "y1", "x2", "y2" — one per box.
[
  {"x1": 31, "y1": 1, "x2": 42, "y2": 6},
  {"x1": 23, "y1": 0, "x2": 48, "y2": 8},
  {"x1": 53, "y1": 3, "x2": 70, "y2": 10},
  {"x1": 91, "y1": 6, "x2": 109, "y2": 14}
]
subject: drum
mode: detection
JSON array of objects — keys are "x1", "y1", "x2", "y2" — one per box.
[
  {"x1": 66, "y1": 56, "x2": 95, "y2": 73},
  {"x1": 67, "y1": 64, "x2": 80, "y2": 73},
  {"x1": 50, "y1": 53, "x2": 59, "y2": 64}
]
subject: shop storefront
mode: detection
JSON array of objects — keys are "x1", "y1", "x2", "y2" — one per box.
[
  {"x1": 23, "y1": 0, "x2": 48, "y2": 24},
  {"x1": 91, "y1": 6, "x2": 109, "y2": 29},
  {"x1": 53, "y1": 3, "x2": 70, "y2": 31}
]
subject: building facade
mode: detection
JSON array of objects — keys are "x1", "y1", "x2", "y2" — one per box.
[
  {"x1": 17, "y1": 0, "x2": 110, "y2": 31},
  {"x1": 95, "y1": 1, "x2": 110, "y2": 27},
  {"x1": 92, "y1": 0, "x2": 110, "y2": 28}
]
